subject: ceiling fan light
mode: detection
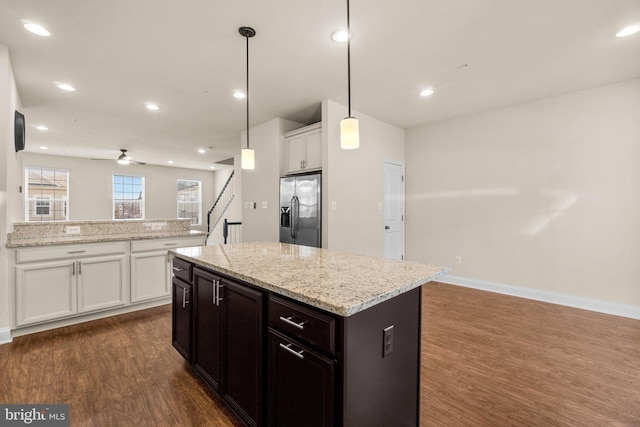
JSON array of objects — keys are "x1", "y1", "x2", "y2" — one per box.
[
  {"x1": 241, "y1": 148, "x2": 255, "y2": 170},
  {"x1": 117, "y1": 158, "x2": 130, "y2": 165},
  {"x1": 340, "y1": 117, "x2": 359, "y2": 149}
]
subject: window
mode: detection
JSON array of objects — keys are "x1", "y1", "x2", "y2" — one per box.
[
  {"x1": 25, "y1": 168, "x2": 69, "y2": 221},
  {"x1": 113, "y1": 175, "x2": 145, "y2": 219},
  {"x1": 177, "y1": 179, "x2": 202, "y2": 225}
]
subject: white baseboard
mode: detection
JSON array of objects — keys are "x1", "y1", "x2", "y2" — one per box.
[
  {"x1": 0, "y1": 327, "x2": 12, "y2": 345},
  {"x1": 439, "y1": 275, "x2": 640, "y2": 320}
]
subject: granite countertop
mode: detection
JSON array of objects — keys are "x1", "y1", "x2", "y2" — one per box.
[
  {"x1": 7, "y1": 230, "x2": 205, "y2": 248},
  {"x1": 172, "y1": 242, "x2": 449, "y2": 316}
]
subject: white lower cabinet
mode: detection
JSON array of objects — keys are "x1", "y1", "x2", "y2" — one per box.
[
  {"x1": 77, "y1": 254, "x2": 126, "y2": 313},
  {"x1": 15, "y1": 260, "x2": 76, "y2": 326},
  {"x1": 130, "y1": 251, "x2": 170, "y2": 303},
  {"x1": 130, "y1": 236, "x2": 205, "y2": 303},
  {"x1": 15, "y1": 242, "x2": 127, "y2": 327},
  {"x1": 13, "y1": 236, "x2": 205, "y2": 330}
]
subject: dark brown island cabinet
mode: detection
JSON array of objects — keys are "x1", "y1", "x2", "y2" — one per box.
[{"x1": 171, "y1": 256, "x2": 425, "y2": 427}]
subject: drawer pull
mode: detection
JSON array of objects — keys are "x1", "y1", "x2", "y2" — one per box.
[
  {"x1": 279, "y1": 316, "x2": 305, "y2": 330},
  {"x1": 67, "y1": 250, "x2": 86, "y2": 254},
  {"x1": 172, "y1": 266, "x2": 184, "y2": 272},
  {"x1": 164, "y1": 243, "x2": 178, "y2": 246},
  {"x1": 279, "y1": 342, "x2": 304, "y2": 359}
]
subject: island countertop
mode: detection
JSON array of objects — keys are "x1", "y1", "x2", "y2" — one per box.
[{"x1": 171, "y1": 242, "x2": 449, "y2": 316}]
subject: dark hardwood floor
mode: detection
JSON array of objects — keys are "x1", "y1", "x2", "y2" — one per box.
[{"x1": 1, "y1": 282, "x2": 639, "y2": 426}]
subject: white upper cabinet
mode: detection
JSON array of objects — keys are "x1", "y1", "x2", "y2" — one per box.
[{"x1": 284, "y1": 122, "x2": 322, "y2": 175}]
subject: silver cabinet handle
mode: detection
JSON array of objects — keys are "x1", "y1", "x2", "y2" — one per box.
[
  {"x1": 164, "y1": 243, "x2": 177, "y2": 246},
  {"x1": 67, "y1": 250, "x2": 86, "y2": 254},
  {"x1": 217, "y1": 284, "x2": 224, "y2": 305},
  {"x1": 78, "y1": 261, "x2": 82, "y2": 275},
  {"x1": 172, "y1": 266, "x2": 184, "y2": 272},
  {"x1": 279, "y1": 316, "x2": 305, "y2": 330},
  {"x1": 212, "y1": 279, "x2": 225, "y2": 306},
  {"x1": 72, "y1": 262, "x2": 75, "y2": 276},
  {"x1": 280, "y1": 342, "x2": 304, "y2": 359},
  {"x1": 182, "y1": 288, "x2": 189, "y2": 308}
]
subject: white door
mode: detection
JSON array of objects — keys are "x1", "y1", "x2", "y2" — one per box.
[{"x1": 383, "y1": 162, "x2": 405, "y2": 260}]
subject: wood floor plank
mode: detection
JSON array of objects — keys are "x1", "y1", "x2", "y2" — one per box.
[{"x1": 1, "y1": 282, "x2": 639, "y2": 426}]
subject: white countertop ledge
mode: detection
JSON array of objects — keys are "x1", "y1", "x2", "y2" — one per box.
[{"x1": 172, "y1": 242, "x2": 449, "y2": 317}]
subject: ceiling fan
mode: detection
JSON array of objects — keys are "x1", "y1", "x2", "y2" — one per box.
[{"x1": 93, "y1": 149, "x2": 146, "y2": 165}]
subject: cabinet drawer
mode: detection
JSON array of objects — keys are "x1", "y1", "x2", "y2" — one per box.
[
  {"x1": 16, "y1": 242, "x2": 126, "y2": 264},
  {"x1": 172, "y1": 257, "x2": 193, "y2": 283},
  {"x1": 130, "y1": 236, "x2": 204, "y2": 253},
  {"x1": 269, "y1": 295, "x2": 336, "y2": 355}
]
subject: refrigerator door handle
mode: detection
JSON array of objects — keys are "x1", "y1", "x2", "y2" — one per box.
[{"x1": 291, "y1": 196, "x2": 299, "y2": 239}]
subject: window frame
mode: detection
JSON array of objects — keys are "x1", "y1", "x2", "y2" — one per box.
[
  {"x1": 24, "y1": 167, "x2": 69, "y2": 221},
  {"x1": 112, "y1": 174, "x2": 146, "y2": 220},
  {"x1": 176, "y1": 179, "x2": 202, "y2": 226}
]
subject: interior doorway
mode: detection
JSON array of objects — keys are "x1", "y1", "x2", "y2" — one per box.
[{"x1": 382, "y1": 161, "x2": 405, "y2": 260}]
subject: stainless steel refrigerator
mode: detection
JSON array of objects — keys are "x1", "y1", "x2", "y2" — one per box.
[{"x1": 279, "y1": 173, "x2": 321, "y2": 247}]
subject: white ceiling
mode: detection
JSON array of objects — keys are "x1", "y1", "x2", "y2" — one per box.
[{"x1": 1, "y1": 0, "x2": 639, "y2": 170}]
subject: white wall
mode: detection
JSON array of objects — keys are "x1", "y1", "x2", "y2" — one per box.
[
  {"x1": 323, "y1": 99, "x2": 405, "y2": 256},
  {"x1": 0, "y1": 46, "x2": 23, "y2": 338},
  {"x1": 21, "y1": 152, "x2": 216, "y2": 232},
  {"x1": 406, "y1": 78, "x2": 640, "y2": 309},
  {"x1": 241, "y1": 118, "x2": 302, "y2": 243}
]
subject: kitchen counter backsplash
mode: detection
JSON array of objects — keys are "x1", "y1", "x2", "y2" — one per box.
[{"x1": 7, "y1": 219, "x2": 200, "y2": 247}]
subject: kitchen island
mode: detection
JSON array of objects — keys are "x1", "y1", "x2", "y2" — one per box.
[{"x1": 171, "y1": 242, "x2": 448, "y2": 427}]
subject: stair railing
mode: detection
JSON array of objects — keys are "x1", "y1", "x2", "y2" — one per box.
[{"x1": 206, "y1": 170, "x2": 235, "y2": 241}]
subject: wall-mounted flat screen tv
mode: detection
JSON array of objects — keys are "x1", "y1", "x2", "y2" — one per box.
[{"x1": 15, "y1": 110, "x2": 25, "y2": 152}]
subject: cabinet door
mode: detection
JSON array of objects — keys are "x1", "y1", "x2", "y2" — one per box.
[
  {"x1": 15, "y1": 260, "x2": 76, "y2": 326},
  {"x1": 267, "y1": 329, "x2": 335, "y2": 427},
  {"x1": 193, "y1": 268, "x2": 223, "y2": 391},
  {"x1": 172, "y1": 277, "x2": 192, "y2": 362},
  {"x1": 223, "y1": 280, "x2": 264, "y2": 426},
  {"x1": 286, "y1": 135, "x2": 305, "y2": 174},
  {"x1": 77, "y1": 255, "x2": 126, "y2": 313},
  {"x1": 130, "y1": 251, "x2": 170, "y2": 303},
  {"x1": 304, "y1": 129, "x2": 322, "y2": 170}
]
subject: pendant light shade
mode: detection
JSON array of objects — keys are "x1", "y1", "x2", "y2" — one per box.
[
  {"x1": 340, "y1": 117, "x2": 359, "y2": 149},
  {"x1": 241, "y1": 147, "x2": 255, "y2": 169},
  {"x1": 340, "y1": 0, "x2": 359, "y2": 150},
  {"x1": 240, "y1": 26, "x2": 256, "y2": 170}
]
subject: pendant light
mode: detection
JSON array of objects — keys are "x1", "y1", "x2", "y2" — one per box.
[
  {"x1": 240, "y1": 26, "x2": 256, "y2": 169},
  {"x1": 340, "y1": 0, "x2": 359, "y2": 149}
]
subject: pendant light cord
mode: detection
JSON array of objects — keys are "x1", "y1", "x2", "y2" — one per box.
[
  {"x1": 346, "y1": 0, "x2": 352, "y2": 117},
  {"x1": 246, "y1": 33, "x2": 250, "y2": 149}
]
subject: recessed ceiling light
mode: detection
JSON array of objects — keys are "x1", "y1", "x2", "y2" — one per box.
[
  {"x1": 331, "y1": 30, "x2": 349, "y2": 43},
  {"x1": 145, "y1": 103, "x2": 160, "y2": 110},
  {"x1": 22, "y1": 20, "x2": 50, "y2": 36},
  {"x1": 35, "y1": 125, "x2": 48, "y2": 131},
  {"x1": 233, "y1": 91, "x2": 246, "y2": 99},
  {"x1": 420, "y1": 88, "x2": 434, "y2": 97},
  {"x1": 616, "y1": 24, "x2": 640, "y2": 38},
  {"x1": 39, "y1": 146, "x2": 49, "y2": 150},
  {"x1": 198, "y1": 148, "x2": 206, "y2": 154},
  {"x1": 57, "y1": 83, "x2": 75, "y2": 91},
  {"x1": 167, "y1": 160, "x2": 174, "y2": 164}
]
